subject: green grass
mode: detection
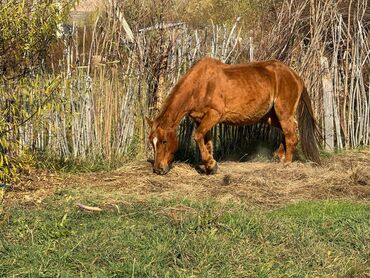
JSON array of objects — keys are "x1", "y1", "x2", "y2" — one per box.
[
  {"x1": 33, "y1": 153, "x2": 130, "y2": 173},
  {"x1": 1, "y1": 190, "x2": 369, "y2": 277}
]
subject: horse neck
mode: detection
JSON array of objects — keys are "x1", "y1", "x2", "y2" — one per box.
[{"x1": 155, "y1": 85, "x2": 190, "y2": 130}]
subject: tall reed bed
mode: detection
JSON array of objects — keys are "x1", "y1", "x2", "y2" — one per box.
[
  {"x1": 1, "y1": 0, "x2": 369, "y2": 168},
  {"x1": 4, "y1": 13, "x2": 247, "y2": 164},
  {"x1": 259, "y1": 0, "x2": 370, "y2": 149}
]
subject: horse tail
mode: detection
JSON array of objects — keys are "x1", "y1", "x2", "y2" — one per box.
[{"x1": 298, "y1": 86, "x2": 321, "y2": 164}]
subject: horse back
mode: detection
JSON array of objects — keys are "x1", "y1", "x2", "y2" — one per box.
[{"x1": 187, "y1": 58, "x2": 303, "y2": 124}]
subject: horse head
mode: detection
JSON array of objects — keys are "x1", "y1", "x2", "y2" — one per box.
[{"x1": 147, "y1": 118, "x2": 178, "y2": 175}]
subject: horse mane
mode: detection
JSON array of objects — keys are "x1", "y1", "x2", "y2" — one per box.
[
  {"x1": 154, "y1": 57, "x2": 222, "y2": 129},
  {"x1": 155, "y1": 80, "x2": 183, "y2": 120},
  {"x1": 154, "y1": 59, "x2": 204, "y2": 127}
]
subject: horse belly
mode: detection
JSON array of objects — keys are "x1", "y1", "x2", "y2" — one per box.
[
  {"x1": 222, "y1": 98, "x2": 273, "y2": 125},
  {"x1": 219, "y1": 73, "x2": 275, "y2": 125}
]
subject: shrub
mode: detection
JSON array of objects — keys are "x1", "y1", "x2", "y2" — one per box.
[{"x1": 0, "y1": 0, "x2": 76, "y2": 182}]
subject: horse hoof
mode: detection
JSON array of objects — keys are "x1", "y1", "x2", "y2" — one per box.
[{"x1": 206, "y1": 163, "x2": 218, "y2": 175}]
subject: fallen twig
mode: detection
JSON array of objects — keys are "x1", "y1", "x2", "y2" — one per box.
[{"x1": 77, "y1": 203, "x2": 103, "y2": 212}]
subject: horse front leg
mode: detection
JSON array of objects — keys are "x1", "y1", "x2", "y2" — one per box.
[
  {"x1": 204, "y1": 131, "x2": 214, "y2": 157},
  {"x1": 273, "y1": 141, "x2": 285, "y2": 162},
  {"x1": 194, "y1": 110, "x2": 221, "y2": 174}
]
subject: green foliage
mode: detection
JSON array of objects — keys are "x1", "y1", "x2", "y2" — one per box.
[
  {"x1": 0, "y1": 0, "x2": 77, "y2": 77},
  {"x1": 1, "y1": 194, "x2": 369, "y2": 276},
  {"x1": 0, "y1": 76, "x2": 63, "y2": 182},
  {"x1": 0, "y1": 1, "x2": 75, "y2": 182},
  {"x1": 34, "y1": 153, "x2": 128, "y2": 173},
  {"x1": 0, "y1": 136, "x2": 33, "y2": 183}
]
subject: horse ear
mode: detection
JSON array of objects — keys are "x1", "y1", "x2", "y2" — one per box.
[{"x1": 146, "y1": 116, "x2": 153, "y2": 127}]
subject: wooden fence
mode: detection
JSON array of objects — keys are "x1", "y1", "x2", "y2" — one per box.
[{"x1": 2, "y1": 0, "x2": 369, "y2": 164}]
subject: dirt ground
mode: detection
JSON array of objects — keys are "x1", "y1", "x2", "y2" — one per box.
[{"x1": 4, "y1": 150, "x2": 370, "y2": 208}]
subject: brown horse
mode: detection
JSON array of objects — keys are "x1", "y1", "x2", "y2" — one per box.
[{"x1": 147, "y1": 57, "x2": 320, "y2": 175}]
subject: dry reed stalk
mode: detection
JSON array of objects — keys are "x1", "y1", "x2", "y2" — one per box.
[{"x1": 4, "y1": 0, "x2": 368, "y2": 164}]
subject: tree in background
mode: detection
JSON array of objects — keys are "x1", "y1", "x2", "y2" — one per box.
[{"x1": 121, "y1": 0, "x2": 279, "y2": 30}]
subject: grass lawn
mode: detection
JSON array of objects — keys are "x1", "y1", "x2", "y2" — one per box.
[{"x1": 1, "y1": 186, "x2": 369, "y2": 277}]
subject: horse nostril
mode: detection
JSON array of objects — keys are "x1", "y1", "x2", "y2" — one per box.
[
  {"x1": 154, "y1": 167, "x2": 163, "y2": 174},
  {"x1": 153, "y1": 165, "x2": 169, "y2": 175}
]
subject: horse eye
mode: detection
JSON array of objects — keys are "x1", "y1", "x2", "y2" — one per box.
[{"x1": 162, "y1": 140, "x2": 167, "y2": 144}]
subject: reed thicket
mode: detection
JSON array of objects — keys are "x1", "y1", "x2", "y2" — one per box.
[{"x1": 0, "y1": 0, "x2": 369, "y2": 180}]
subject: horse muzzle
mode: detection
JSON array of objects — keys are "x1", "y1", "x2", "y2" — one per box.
[{"x1": 153, "y1": 165, "x2": 170, "y2": 175}]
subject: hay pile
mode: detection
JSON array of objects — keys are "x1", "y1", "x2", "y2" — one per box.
[{"x1": 4, "y1": 150, "x2": 370, "y2": 208}]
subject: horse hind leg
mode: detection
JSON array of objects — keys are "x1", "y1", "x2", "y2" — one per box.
[
  {"x1": 266, "y1": 112, "x2": 286, "y2": 162},
  {"x1": 273, "y1": 90, "x2": 300, "y2": 164},
  {"x1": 278, "y1": 118, "x2": 298, "y2": 164}
]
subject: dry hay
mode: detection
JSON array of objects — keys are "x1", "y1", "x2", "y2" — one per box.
[{"x1": 4, "y1": 150, "x2": 370, "y2": 208}]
